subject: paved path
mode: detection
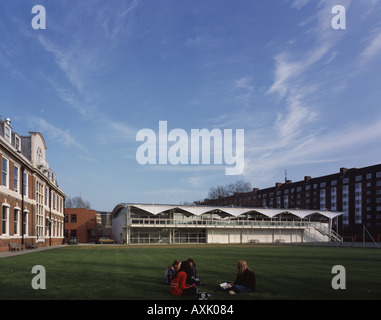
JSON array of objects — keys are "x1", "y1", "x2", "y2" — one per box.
[{"x1": 0, "y1": 245, "x2": 66, "y2": 259}]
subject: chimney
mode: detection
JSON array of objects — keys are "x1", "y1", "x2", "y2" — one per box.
[
  {"x1": 340, "y1": 168, "x2": 348, "y2": 176},
  {"x1": 304, "y1": 176, "x2": 311, "y2": 183}
]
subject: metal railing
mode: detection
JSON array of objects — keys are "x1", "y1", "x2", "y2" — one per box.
[
  {"x1": 126, "y1": 218, "x2": 344, "y2": 242},
  {"x1": 315, "y1": 224, "x2": 343, "y2": 242},
  {"x1": 128, "y1": 218, "x2": 318, "y2": 229}
]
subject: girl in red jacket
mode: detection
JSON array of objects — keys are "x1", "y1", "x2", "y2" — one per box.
[{"x1": 170, "y1": 261, "x2": 198, "y2": 296}]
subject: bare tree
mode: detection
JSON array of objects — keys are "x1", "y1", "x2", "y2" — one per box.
[
  {"x1": 207, "y1": 180, "x2": 251, "y2": 199},
  {"x1": 227, "y1": 180, "x2": 252, "y2": 194},
  {"x1": 65, "y1": 196, "x2": 92, "y2": 209},
  {"x1": 208, "y1": 185, "x2": 231, "y2": 199}
]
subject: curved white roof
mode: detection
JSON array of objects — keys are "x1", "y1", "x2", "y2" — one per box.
[{"x1": 115, "y1": 203, "x2": 343, "y2": 220}]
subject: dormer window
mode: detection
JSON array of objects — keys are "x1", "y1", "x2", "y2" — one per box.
[
  {"x1": 4, "y1": 126, "x2": 11, "y2": 143},
  {"x1": 15, "y1": 136, "x2": 21, "y2": 151}
]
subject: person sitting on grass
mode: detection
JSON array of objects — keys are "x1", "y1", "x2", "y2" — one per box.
[
  {"x1": 165, "y1": 259, "x2": 181, "y2": 285},
  {"x1": 224, "y1": 260, "x2": 256, "y2": 294},
  {"x1": 170, "y1": 261, "x2": 198, "y2": 296},
  {"x1": 186, "y1": 258, "x2": 204, "y2": 286}
]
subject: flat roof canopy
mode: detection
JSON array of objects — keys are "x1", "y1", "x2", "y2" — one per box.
[{"x1": 112, "y1": 203, "x2": 343, "y2": 220}]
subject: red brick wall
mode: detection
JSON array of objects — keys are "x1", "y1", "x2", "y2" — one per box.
[{"x1": 65, "y1": 208, "x2": 97, "y2": 243}]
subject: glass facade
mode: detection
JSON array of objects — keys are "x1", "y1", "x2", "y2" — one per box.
[{"x1": 129, "y1": 228, "x2": 206, "y2": 244}]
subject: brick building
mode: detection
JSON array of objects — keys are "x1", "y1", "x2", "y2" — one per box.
[
  {"x1": 202, "y1": 164, "x2": 381, "y2": 241},
  {"x1": 64, "y1": 208, "x2": 97, "y2": 243},
  {"x1": 0, "y1": 117, "x2": 66, "y2": 251}
]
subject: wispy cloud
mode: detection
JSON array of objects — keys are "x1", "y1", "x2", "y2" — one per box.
[
  {"x1": 274, "y1": 93, "x2": 318, "y2": 141},
  {"x1": 234, "y1": 76, "x2": 254, "y2": 92},
  {"x1": 244, "y1": 0, "x2": 381, "y2": 185},
  {"x1": 266, "y1": 43, "x2": 329, "y2": 143},
  {"x1": 30, "y1": 117, "x2": 86, "y2": 151},
  {"x1": 36, "y1": 0, "x2": 139, "y2": 100},
  {"x1": 37, "y1": 35, "x2": 101, "y2": 94},
  {"x1": 97, "y1": 0, "x2": 138, "y2": 39},
  {"x1": 96, "y1": 117, "x2": 137, "y2": 144},
  {"x1": 358, "y1": 28, "x2": 381, "y2": 67},
  {"x1": 244, "y1": 118, "x2": 381, "y2": 186},
  {"x1": 291, "y1": 0, "x2": 312, "y2": 10},
  {"x1": 35, "y1": 2, "x2": 140, "y2": 149},
  {"x1": 267, "y1": 44, "x2": 329, "y2": 98}
]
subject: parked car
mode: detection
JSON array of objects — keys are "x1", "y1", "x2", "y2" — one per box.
[
  {"x1": 67, "y1": 237, "x2": 79, "y2": 244},
  {"x1": 96, "y1": 236, "x2": 115, "y2": 244}
]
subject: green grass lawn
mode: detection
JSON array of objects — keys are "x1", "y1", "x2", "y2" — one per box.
[{"x1": 1, "y1": 244, "x2": 381, "y2": 300}]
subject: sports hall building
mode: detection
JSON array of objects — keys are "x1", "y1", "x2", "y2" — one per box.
[{"x1": 111, "y1": 203, "x2": 342, "y2": 245}]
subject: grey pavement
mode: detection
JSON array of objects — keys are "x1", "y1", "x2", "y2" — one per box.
[{"x1": 0, "y1": 244, "x2": 66, "y2": 259}]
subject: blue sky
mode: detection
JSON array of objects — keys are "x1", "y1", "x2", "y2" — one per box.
[{"x1": 1, "y1": 0, "x2": 381, "y2": 211}]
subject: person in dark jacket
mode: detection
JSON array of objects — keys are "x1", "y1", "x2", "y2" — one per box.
[
  {"x1": 227, "y1": 260, "x2": 255, "y2": 294},
  {"x1": 186, "y1": 258, "x2": 204, "y2": 286},
  {"x1": 165, "y1": 259, "x2": 181, "y2": 285}
]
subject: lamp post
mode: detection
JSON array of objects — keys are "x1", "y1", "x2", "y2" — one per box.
[
  {"x1": 21, "y1": 166, "x2": 25, "y2": 247},
  {"x1": 49, "y1": 187, "x2": 52, "y2": 247}
]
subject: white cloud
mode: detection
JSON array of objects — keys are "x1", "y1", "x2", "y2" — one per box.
[
  {"x1": 97, "y1": 117, "x2": 137, "y2": 144},
  {"x1": 248, "y1": 0, "x2": 381, "y2": 186},
  {"x1": 268, "y1": 45, "x2": 329, "y2": 98},
  {"x1": 234, "y1": 76, "x2": 254, "y2": 92},
  {"x1": 275, "y1": 93, "x2": 318, "y2": 141},
  {"x1": 244, "y1": 119, "x2": 381, "y2": 186},
  {"x1": 30, "y1": 117, "x2": 86, "y2": 151},
  {"x1": 266, "y1": 43, "x2": 328, "y2": 144},
  {"x1": 291, "y1": 0, "x2": 312, "y2": 10},
  {"x1": 98, "y1": 0, "x2": 138, "y2": 39},
  {"x1": 38, "y1": 35, "x2": 103, "y2": 95},
  {"x1": 359, "y1": 29, "x2": 381, "y2": 66}
]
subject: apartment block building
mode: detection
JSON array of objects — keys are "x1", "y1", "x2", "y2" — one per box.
[
  {"x1": 0, "y1": 116, "x2": 66, "y2": 252},
  {"x1": 202, "y1": 164, "x2": 381, "y2": 241}
]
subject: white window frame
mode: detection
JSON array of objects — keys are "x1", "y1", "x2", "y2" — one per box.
[
  {"x1": 36, "y1": 181, "x2": 44, "y2": 241},
  {"x1": 14, "y1": 208, "x2": 20, "y2": 236},
  {"x1": 23, "y1": 171, "x2": 28, "y2": 198},
  {"x1": 23, "y1": 210, "x2": 29, "y2": 236},
  {"x1": 15, "y1": 136, "x2": 21, "y2": 151},
  {"x1": 4, "y1": 125, "x2": 11, "y2": 143},
  {"x1": 14, "y1": 165, "x2": 19, "y2": 193},
  {"x1": 2, "y1": 157, "x2": 9, "y2": 188},
  {"x1": 2, "y1": 204, "x2": 10, "y2": 236}
]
